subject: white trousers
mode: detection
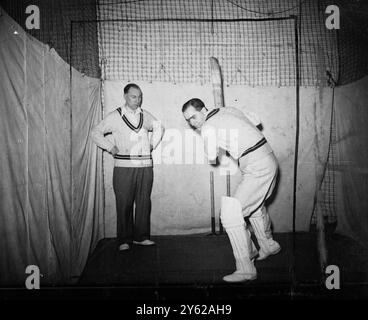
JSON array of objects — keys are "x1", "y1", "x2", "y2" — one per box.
[{"x1": 233, "y1": 152, "x2": 278, "y2": 218}]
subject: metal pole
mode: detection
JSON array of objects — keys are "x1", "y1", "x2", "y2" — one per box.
[
  {"x1": 290, "y1": 14, "x2": 300, "y2": 295},
  {"x1": 210, "y1": 171, "x2": 216, "y2": 235},
  {"x1": 220, "y1": 171, "x2": 232, "y2": 234}
]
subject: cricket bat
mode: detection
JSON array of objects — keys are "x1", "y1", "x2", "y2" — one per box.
[{"x1": 209, "y1": 57, "x2": 225, "y2": 109}]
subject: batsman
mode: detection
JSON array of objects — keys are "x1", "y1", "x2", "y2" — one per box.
[{"x1": 181, "y1": 58, "x2": 281, "y2": 283}]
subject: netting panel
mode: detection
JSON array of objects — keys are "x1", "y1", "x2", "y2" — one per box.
[
  {"x1": 2, "y1": 0, "x2": 101, "y2": 78},
  {"x1": 99, "y1": 19, "x2": 295, "y2": 86},
  {"x1": 312, "y1": 108, "x2": 338, "y2": 226},
  {"x1": 97, "y1": 0, "x2": 342, "y2": 86},
  {"x1": 3, "y1": 1, "x2": 367, "y2": 84}
]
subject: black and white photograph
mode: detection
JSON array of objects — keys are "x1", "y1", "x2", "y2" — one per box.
[{"x1": 1, "y1": 0, "x2": 368, "y2": 306}]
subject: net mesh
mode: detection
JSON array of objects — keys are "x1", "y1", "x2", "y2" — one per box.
[
  {"x1": 337, "y1": 2, "x2": 368, "y2": 85},
  {"x1": 3, "y1": 1, "x2": 367, "y2": 85},
  {"x1": 99, "y1": 18, "x2": 296, "y2": 85},
  {"x1": 311, "y1": 105, "x2": 338, "y2": 226},
  {"x1": 1, "y1": 0, "x2": 101, "y2": 78},
  {"x1": 97, "y1": 0, "x2": 342, "y2": 86}
]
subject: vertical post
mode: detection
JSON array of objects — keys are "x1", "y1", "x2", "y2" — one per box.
[
  {"x1": 210, "y1": 171, "x2": 216, "y2": 235},
  {"x1": 291, "y1": 14, "x2": 300, "y2": 294},
  {"x1": 294, "y1": 14, "x2": 300, "y2": 245},
  {"x1": 226, "y1": 171, "x2": 231, "y2": 197},
  {"x1": 69, "y1": 20, "x2": 74, "y2": 283},
  {"x1": 220, "y1": 171, "x2": 231, "y2": 235},
  {"x1": 211, "y1": 0, "x2": 214, "y2": 35}
]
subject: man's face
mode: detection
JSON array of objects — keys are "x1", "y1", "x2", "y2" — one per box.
[
  {"x1": 183, "y1": 105, "x2": 206, "y2": 129},
  {"x1": 124, "y1": 87, "x2": 142, "y2": 110}
]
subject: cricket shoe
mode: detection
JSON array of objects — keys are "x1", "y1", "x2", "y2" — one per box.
[{"x1": 256, "y1": 239, "x2": 281, "y2": 260}]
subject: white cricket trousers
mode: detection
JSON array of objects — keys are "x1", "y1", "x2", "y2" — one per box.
[{"x1": 233, "y1": 152, "x2": 278, "y2": 218}]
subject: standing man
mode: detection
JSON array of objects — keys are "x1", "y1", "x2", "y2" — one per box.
[
  {"x1": 182, "y1": 98, "x2": 280, "y2": 282},
  {"x1": 92, "y1": 83, "x2": 165, "y2": 251}
]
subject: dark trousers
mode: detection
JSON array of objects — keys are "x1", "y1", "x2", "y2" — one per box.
[{"x1": 113, "y1": 166, "x2": 153, "y2": 244}]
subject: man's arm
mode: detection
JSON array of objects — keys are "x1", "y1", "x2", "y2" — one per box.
[
  {"x1": 91, "y1": 113, "x2": 118, "y2": 154},
  {"x1": 243, "y1": 109, "x2": 261, "y2": 128},
  {"x1": 201, "y1": 125, "x2": 218, "y2": 164},
  {"x1": 151, "y1": 120, "x2": 165, "y2": 150},
  {"x1": 145, "y1": 111, "x2": 165, "y2": 150},
  {"x1": 228, "y1": 107, "x2": 261, "y2": 127}
]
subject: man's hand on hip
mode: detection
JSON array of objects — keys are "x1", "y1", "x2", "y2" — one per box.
[{"x1": 109, "y1": 146, "x2": 119, "y2": 156}]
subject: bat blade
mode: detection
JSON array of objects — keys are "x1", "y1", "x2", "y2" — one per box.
[{"x1": 209, "y1": 57, "x2": 225, "y2": 109}]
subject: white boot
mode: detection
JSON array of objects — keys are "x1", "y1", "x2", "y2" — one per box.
[
  {"x1": 220, "y1": 197, "x2": 257, "y2": 282},
  {"x1": 249, "y1": 207, "x2": 281, "y2": 260}
]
